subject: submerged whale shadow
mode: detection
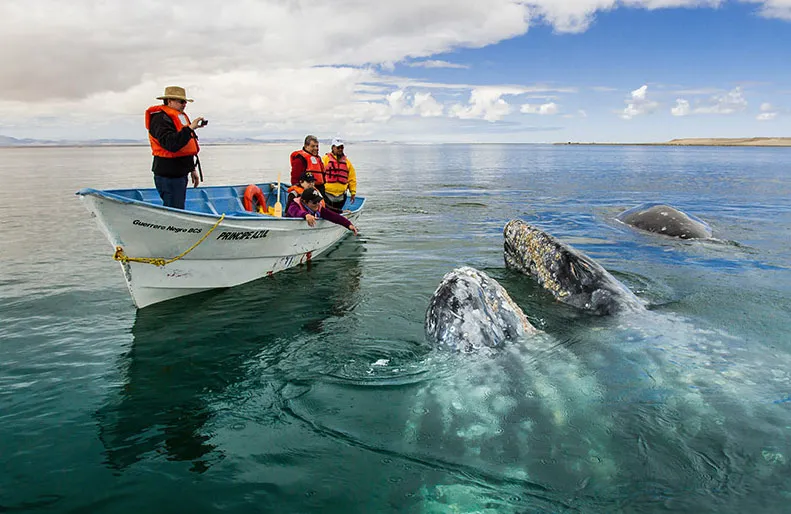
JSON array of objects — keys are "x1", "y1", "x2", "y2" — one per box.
[{"x1": 95, "y1": 239, "x2": 364, "y2": 473}]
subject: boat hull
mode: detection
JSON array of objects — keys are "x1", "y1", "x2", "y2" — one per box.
[{"x1": 78, "y1": 188, "x2": 362, "y2": 308}]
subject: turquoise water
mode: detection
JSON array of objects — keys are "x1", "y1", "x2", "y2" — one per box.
[{"x1": 1, "y1": 144, "x2": 791, "y2": 513}]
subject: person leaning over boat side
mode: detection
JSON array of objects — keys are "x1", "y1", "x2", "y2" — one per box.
[
  {"x1": 145, "y1": 86, "x2": 206, "y2": 209},
  {"x1": 286, "y1": 187, "x2": 358, "y2": 235},
  {"x1": 321, "y1": 137, "x2": 357, "y2": 213},
  {"x1": 290, "y1": 135, "x2": 326, "y2": 192},
  {"x1": 286, "y1": 172, "x2": 316, "y2": 211}
]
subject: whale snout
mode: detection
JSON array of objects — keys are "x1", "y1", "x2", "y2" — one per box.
[{"x1": 425, "y1": 266, "x2": 537, "y2": 352}]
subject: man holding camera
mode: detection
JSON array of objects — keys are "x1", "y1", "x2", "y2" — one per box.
[{"x1": 145, "y1": 86, "x2": 207, "y2": 209}]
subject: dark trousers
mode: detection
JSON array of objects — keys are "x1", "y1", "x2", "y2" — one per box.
[
  {"x1": 322, "y1": 190, "x2": 347, "y2": 213},
  {"x1": 154, "y1": 175, "x2": 188, "y2": 209}
]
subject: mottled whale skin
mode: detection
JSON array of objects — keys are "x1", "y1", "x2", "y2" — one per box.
[
  {"x1": 616, "y1": 203, "x2": 712, "y2": 239},
  {"x1": 504, "y1": 220, "x2": 643, "y2": 315},
  {"x1": 425, "y1": 266, "x2": 537, "y2": 352}
]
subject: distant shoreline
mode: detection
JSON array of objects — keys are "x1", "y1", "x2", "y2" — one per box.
[{"x1": 555, "y1": 137, "x2": 791, "y2": 147}]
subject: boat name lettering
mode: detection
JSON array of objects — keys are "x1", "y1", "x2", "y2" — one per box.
[
  {"x1": 132, "y1": 219, "x2": 203, "y2": 234},
  {"x1": 216, "y1": 230, "x2": 270, "y2": 241}
]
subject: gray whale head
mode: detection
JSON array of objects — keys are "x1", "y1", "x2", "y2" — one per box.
[
  {"x1": 616, "y1": 203, "x2": 712, "y2": 239},
  {"x1": 425, "y1": 266, "x2": 537, "y2": 352},
  {"x1": 504, "y1": 220, "x2": 643, "y2": 315}
]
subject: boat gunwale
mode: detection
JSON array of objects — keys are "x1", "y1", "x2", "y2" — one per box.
[{"x1": 75, "y1": 186, "x2": 365, "y2": 222}]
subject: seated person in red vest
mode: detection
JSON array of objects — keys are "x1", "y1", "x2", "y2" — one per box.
[
  {"x1": 322, "y1": 138, "x2": 357, "y2": 212},
  {"x1": 286, "y1": 172, "x2": 316, "y2": 211},
  {"x1": 145, "y1": 86, "x2": 207, "y2": 209},
  {"x1": 290, "y1": 135, "x2": 325, "y2": 193},
  {"x1": 286, "y1": 187, "x2": 359, "y2": 235}
]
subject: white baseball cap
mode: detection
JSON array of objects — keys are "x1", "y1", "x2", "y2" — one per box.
[{"x1": 331, "y1": 137, "x2": 344, "y2": 147}]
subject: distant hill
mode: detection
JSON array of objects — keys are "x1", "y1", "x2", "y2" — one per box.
[
  {"x1": 557, "y1": 137, "x2": 791, "y2": 147},
  {"x1": 665, "y1": 137, "x2": 791, "y2": 147},
  {"x1": 0, "y1": 135, "x2": 386, "y2": 147},
  {"x1": 0, "y1": 135, "x2": 145, "y2": 147}
]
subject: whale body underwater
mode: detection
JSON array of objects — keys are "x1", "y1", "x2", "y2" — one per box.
[{"x1": 414, "y1": 220, "x2": 791, "y2": 511}]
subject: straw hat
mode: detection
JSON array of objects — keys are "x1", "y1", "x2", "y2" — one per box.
[{"x1": 156, "y1": 86, "x2": 193, "y2": 102}]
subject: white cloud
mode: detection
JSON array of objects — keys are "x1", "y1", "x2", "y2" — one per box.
[
  {"x1": 742, "y1": 0, "x2": 791, "y2": 20},
  {"x1": 671, "y1": 99, "x2": 691, "y2": 116},
  {"x1": 528, "y1": 0, "x2": 723, "y2": 33},
  {"x1": 450, "y1": 87, "x2": 524, "y2": 122},
  {"x1": 406, "y1": 60, "x2": 469, "y2": 69},
  {"x1": 388, "y1": 90, "x2": 444, "y2": 117},
  {"x1": 413, "y1": 93, "x2": 445, "y2": 117},
  {"x1": 757, "y1": 102, "x2": 779, "y2": 120},
  {"x1": 521, "y1": 102, "x2": 560, "y2": 115},
  {"x1": 670, "y1": 87, "x2": 748, "y2": 117},
  {"x1": 621, "y1": 85, "x2": 659, "y2": 119},
  {"x1": 694, "y1": 87, "x2": 748, "y2": 114},
  {"x1": 0, "y1": 0, "x2": 789, "y2": 140},
  {"x1": 757, "y1": 112, "x2": 778, "y2": 120},
  {"x1": 0, "y1": 0, "x2": 533, "y2": 103}
]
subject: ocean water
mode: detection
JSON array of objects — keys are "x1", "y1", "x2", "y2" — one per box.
[{"x1": 1, "y1": 143, "x2": 790, "y2": 513}]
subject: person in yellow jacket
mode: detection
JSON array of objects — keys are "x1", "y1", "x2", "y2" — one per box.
[{"x1": 321, "y1": 138, "x2": 357, "y2": 212}]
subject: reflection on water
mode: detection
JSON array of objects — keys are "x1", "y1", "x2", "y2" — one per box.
[{"x1": 96, "y1": 239, "x2": 364, "y2": 473}]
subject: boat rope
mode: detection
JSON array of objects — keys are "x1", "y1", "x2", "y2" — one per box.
[{"x1": 113, "y1": 214, "x2": 225, "y2": 267}]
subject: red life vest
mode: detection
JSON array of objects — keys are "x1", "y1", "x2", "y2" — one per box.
[
  {"x1": 290, "y1": 149, "x2": 325, "y2": 185},
  {"x1": 324, "y1": 153, "x2": 349, "y2": 184},
  {"x1": 145, "y1": 105, "x2": 200, "y2": 158}
]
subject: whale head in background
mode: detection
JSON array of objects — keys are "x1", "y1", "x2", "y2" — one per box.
[
  {"x1": 616, "y1": 203, "x2": 712, "y2": 239},
  {"x1": 425, "y1": 266, "x2": 537, "y2": 352},
  {"x1": 503, "y1": 219, "x2": 643, "y2": 316}
]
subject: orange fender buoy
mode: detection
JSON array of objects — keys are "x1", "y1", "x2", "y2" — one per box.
[{"x1": 243, "y1": 184, "x2": 267, "y2": 213}]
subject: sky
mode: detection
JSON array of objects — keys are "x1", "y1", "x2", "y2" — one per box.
[{"x1": 0, "y1": 0, "x2": 789, "y2": 143}]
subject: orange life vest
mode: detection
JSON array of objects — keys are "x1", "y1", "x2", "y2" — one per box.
[
  {"x1": 291, "y1": 149, "x2": 325, "y2": 185},
  {"x1": 145, "y1": 105, "x2": 200, "y2": 158},
  {"x1": 287, "y1": 184, "x2": 305, "y2": 197},
  {"x1": 324, "y1": 153, "x2": 349, "y2": 184}
]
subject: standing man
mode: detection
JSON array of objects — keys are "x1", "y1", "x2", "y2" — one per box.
[
  {"x1": 145, "y1": 86, "x2": 206, "y2": 209},
  {"x1": 290, "y1": 135, "x2": 325, "y2": 191},
  {"x1": 321, "y1": 137, "x2": 357, "y2": 212}
]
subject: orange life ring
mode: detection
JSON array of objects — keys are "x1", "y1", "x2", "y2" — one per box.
[{"x1": 243, "y1": 184, "x2": 267, "y2": 213}]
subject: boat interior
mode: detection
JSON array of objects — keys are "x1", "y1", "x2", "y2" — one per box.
[{"x1": 99, "y1": 183, "x2": 362, "y2": 217}]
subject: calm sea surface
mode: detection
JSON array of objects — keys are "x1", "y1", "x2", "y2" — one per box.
[{"x1": 1, "y1": 144, "x2": 791, "y2": 513}]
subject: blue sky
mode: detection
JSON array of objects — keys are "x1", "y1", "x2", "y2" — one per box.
[{"x1": 0, "y1": 1, "x2": 788, "y2": 142}]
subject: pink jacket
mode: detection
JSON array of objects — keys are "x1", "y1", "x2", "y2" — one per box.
[{"x1": 286, "y1": 198, "x2": 352, "y2": 229}]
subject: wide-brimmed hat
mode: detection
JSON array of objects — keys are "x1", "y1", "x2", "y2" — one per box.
[{"x1": 156, "y1": 86, "x2": 193, "y2": 102}]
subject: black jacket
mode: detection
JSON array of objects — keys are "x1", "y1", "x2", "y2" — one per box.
[{"x1": 148, "y1": 111, "x2": 197, "y2": 178}]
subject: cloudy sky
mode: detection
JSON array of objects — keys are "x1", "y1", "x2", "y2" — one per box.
[{"x1": 1, "y1": 0, "x2": 789, "y2": 143}]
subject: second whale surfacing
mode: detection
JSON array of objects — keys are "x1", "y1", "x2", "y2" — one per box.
[
  {"x1": 503, "y1": 219, "x2": 643, "y2": 315},
  {"x1": 616, "y1": 202, "x2": 712, "y2": 239}
]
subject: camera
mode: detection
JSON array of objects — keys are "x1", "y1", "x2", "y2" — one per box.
[{"x1": 199, "y1": 119, "x2": 209, "y2": 127}]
